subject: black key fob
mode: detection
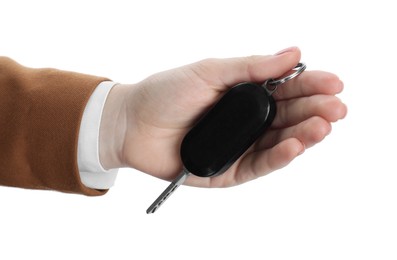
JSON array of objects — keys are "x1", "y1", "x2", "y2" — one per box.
[
  {"x1": 180, "y1": 82, "x2": 276, "y2": 178},
  {"x1": 147, "y1": 63, "x2": 306, "y2": 213}
]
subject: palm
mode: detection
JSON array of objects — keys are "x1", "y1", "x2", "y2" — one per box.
[{"x1": 121, "y1": 53, "x2": 346, "y2": 187}]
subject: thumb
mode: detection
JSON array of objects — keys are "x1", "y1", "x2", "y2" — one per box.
[{"x1": 193, "y1": 47, "x2": 301, "y2": 89}]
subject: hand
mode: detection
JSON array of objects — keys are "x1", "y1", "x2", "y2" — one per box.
[{"x1": 99, "y1": 47, "x2": 347, "y2": 187}]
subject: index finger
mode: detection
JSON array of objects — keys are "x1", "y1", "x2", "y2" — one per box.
[{"x1": 272, "y1": 70, "x2": 344, "y2": 101}]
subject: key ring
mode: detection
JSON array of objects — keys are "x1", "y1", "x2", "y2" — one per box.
[{"x1": 262, "y1": 62, "x2": 307, "y2": 95}]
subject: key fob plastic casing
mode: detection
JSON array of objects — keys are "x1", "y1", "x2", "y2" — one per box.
[{"x1": 180, "y1": 82, "x2": 276, "y2": 178}]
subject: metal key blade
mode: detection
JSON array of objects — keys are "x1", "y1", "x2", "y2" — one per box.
[{"x1": 146, "y1": 169, "x2": 191, "y2": 214}]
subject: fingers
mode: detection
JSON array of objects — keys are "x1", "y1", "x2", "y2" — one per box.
[
  {"x1": 272, "y1": 95, "x2": 348, "y2": 128},
  {"x1": 256, "y1": 116, "x2": 332, "y2": 150},
  {"x1": 273, "y1": 70, "x2": 344, "y2": 101},
  {"x1": 190, "y1": 47, "x2": 301, "y2": 90},
  {"x1": 234, "y1": 138, "x2": 305, "y2": 184},
  {"x1": 188, "y1": 116, "x2": 332, "y2": 187},
  {"x1": 235, "y1": 115, "x2": 332, "y2": 182}
]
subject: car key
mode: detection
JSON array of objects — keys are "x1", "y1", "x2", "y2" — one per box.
[
  {"x1": 146, "y1": 63, "x2": 306, "y2": 214},
  {"x1": 146, "y1": 83, "x2": 274, "y2": 214}
]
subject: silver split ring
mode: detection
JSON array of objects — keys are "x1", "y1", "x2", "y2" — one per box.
[{"x1": 263, "y1": 62, "x2": 306, "y2": 95}]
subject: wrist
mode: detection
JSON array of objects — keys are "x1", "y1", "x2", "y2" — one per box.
[{"x1": 99, "y1": 83, "x2": 129, "y2": 169}]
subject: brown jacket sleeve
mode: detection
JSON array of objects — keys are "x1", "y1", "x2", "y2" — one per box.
[{"x1": 0, "y1": 57, "x2": 108, "y2": 195}]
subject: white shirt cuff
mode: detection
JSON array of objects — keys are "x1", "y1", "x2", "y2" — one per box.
[{"x1": 77, "y1": 81, "x2": 119, "y2": 190}]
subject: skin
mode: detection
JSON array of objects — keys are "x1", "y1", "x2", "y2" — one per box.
[{"x1": 99, "y1": 47, "x2": 347, "y2": 188}]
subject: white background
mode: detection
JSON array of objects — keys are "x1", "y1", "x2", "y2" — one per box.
[{"x1": 1, "y1": 0, "x2": 396, "y2": 259}]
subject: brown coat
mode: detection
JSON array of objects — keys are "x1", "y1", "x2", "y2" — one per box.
[{"x1": 0, "y1": 57, "x2": 107, "y2": 195}]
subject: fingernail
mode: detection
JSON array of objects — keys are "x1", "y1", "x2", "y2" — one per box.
[
  {"x1": 297, "y1": 142, "x2": 306, "y2": 156},
  {"x1": 274, "y1": 46, "x2": 297, "y2": 56}
]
